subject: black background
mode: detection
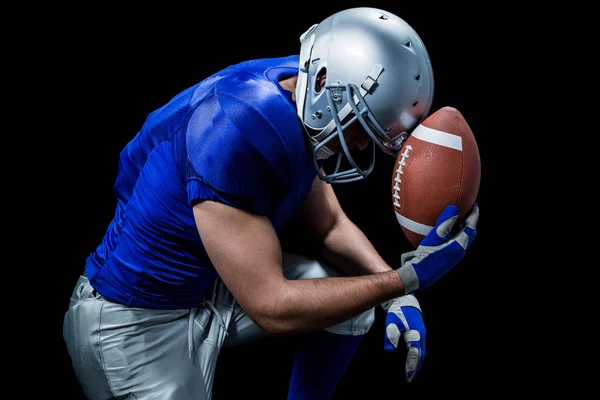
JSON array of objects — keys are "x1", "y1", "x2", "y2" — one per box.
[{"x1": 44, "y1": 2, "x2": 532, "y2": 398}]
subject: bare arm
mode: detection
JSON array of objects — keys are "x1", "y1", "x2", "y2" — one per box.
[
  {"x1": 295, "y1": 174, "x2": 396, "y2": 276},
  {"x1": 193, "y1": 199, "x2": 404, "y2": 337}
]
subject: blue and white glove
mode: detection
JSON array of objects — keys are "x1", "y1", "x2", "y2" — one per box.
[
  {"x1": 381, "y1": 294, "x2": 426, "y2": 382},
  {"x1": 396, "y1": 204, "x2": 479, "y2": 294}
]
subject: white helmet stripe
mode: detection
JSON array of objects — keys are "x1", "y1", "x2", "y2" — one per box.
[{"x1": 296, "y1": 28, "x2": 316, "y2": 125}]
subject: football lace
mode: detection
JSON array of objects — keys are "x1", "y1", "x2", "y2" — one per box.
[{"x1": 392, "y1": 145, "x2": 412, "y2": 208}]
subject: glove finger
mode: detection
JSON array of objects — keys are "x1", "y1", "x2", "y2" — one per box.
[
  {"x1": 422, "y1": 205, "x2": 458, "y2": 246},
  {"x1": 454, "y1": 228, "x2": 475, "y2": 251},
  {"x1": 464, "y1": 203, "x2": 479, "y2": 229},
  {"x1": 450, "y1": 204, "x2": 479, "y2": 250},
  {"x1": 465, "y1": 225, "x2": 477, "y2": 248},
  {"x1": 462, "y1": 204, "x2": 478, "y2": 248},
  {"x1": 436, "y1": 204, "x2": 459, "y2": 234},
  {"x1": 420, "y1": 335, "x2": 426, "y2": 367},
  {"x1": 405, "y1": 343, "x2": 422, "y2": 383},
  {"x1": 415, "y1": 330, "x2": 426, "y2": 380},
  {"x1": 384, "y1": 322, "x2": 401, "y2": 351}
]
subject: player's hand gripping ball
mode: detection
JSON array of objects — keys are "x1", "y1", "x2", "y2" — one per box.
[
  {"x1": 391, "y1": 106, "x2": 481, "y2": 248},
  {"x1": 396, "y1": 203, "x2": 479, "y2": 293}
]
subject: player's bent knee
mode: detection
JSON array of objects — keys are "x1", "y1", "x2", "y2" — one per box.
[
  {"x1": 282, "y1": 253, "x2": 330, "y2": 280},
  {"x1": 281, "y1": 253, "x2": 376, "y2": 336},
  {"x1": 324, "y1": 307, "x2": 375, "y2": 336}
]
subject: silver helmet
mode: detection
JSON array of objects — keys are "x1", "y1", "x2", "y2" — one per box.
[{"x1": 296, "y1": 7, "x2": 434, "y2": 184}]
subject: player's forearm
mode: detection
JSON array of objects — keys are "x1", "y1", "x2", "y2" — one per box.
[
  {"x1": 320, "y1": 214, "x2": 393, "y2": 276},
  {"x1": 259, "y1": 269, "x2": 404, "y2": 335}
]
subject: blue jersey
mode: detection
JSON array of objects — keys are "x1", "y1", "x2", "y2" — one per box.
[{"x1": 85, "y1": 55, "x2": 317, "y2": 309}]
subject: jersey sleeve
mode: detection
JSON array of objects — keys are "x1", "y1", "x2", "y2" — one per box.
[{"x1": 184, "y1": 86, "x2": 293, "y2": 216}]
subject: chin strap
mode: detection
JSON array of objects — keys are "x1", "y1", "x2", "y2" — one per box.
[
  {"x1": 315, "y1": 146, "x2": 334, "y2": 160},
  {"x1": 313, "y1": 140, "x2": 335, "y2": 160}
]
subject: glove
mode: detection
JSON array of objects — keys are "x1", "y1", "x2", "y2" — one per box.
[
  {"x1": 396, "y1": 203, "x2": 479, "y2": 294},
  {"x1": 381, "y1": 294, "x2": 426, "y2": 383}
]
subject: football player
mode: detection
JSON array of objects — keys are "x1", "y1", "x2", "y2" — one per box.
[{"x1": 63, "y1": 7, "x2": 478, "y2": 399}]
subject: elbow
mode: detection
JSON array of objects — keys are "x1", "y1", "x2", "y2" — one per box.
[
  {"x1": 244, "y1": 292, "x2": 302, "y2": 337},
  {"x1": 252, "y1": 316, "x2": 292, "y2": 337}
]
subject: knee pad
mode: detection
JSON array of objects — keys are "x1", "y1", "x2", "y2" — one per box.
[
  {"x1": 281, "y1": 253, "x2": 376, "y2": 336},
  {"x1": 324, "y1": 307, "x2": 375, "y2": 336},
  {"x1": 282, "y1": 254, "x2": 328, "y2": 279}
]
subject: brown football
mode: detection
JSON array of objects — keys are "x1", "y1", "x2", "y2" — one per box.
[{"x1": 391, "y1": 106, "x2": 481, "y2": 248}]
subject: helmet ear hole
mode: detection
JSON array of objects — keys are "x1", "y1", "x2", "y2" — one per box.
[{"x1": 315, "y1": 68, "x2": 327, "y2": 92}]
